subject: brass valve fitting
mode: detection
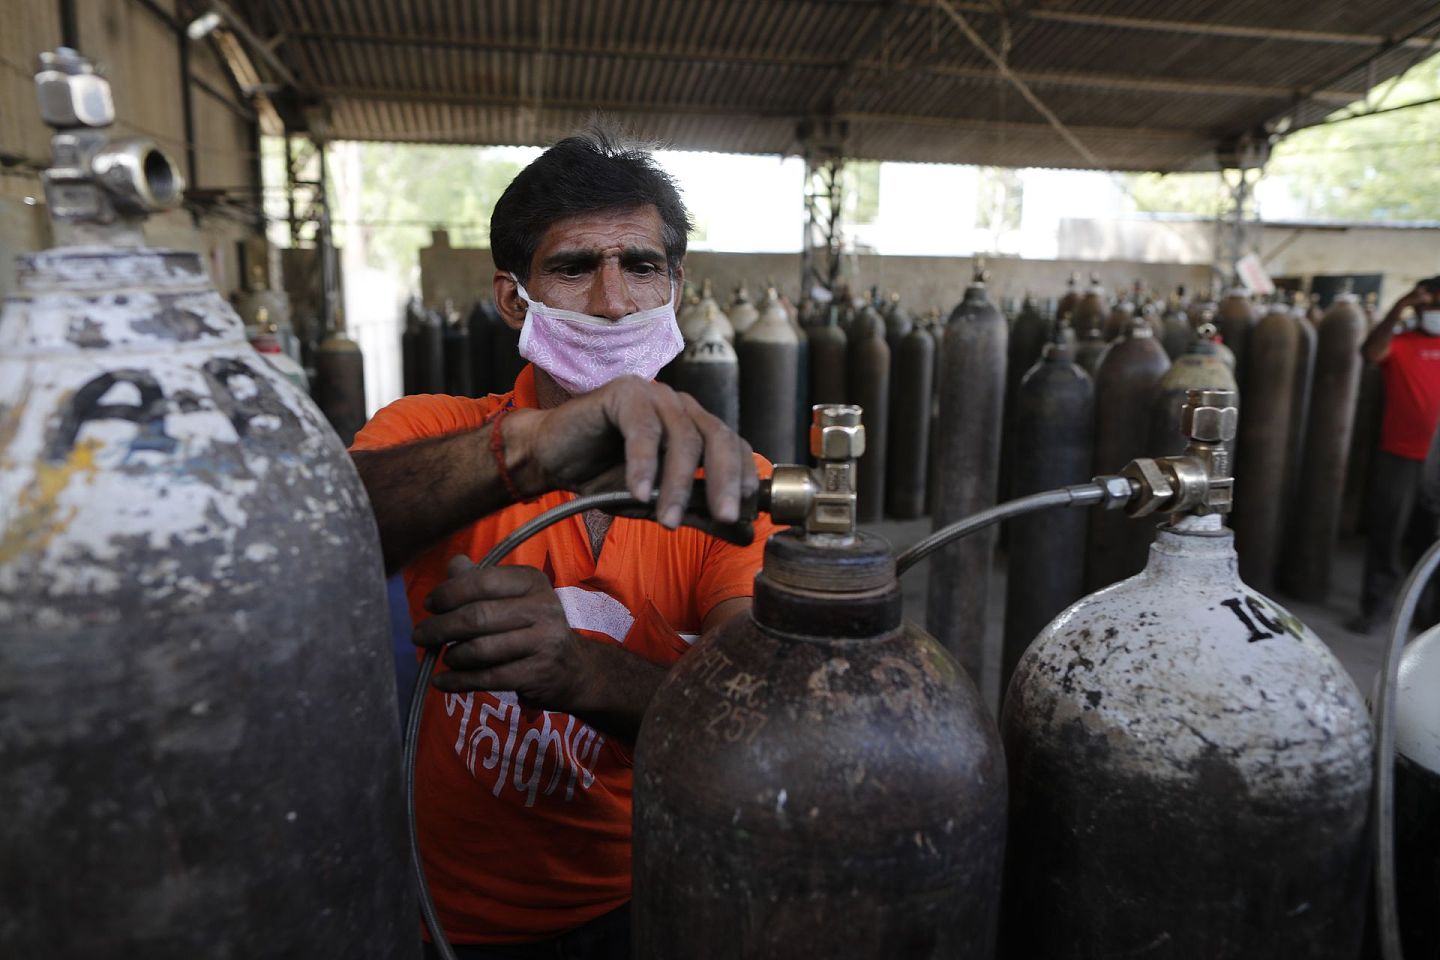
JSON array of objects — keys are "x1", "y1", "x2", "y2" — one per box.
[{"x1": 1121, "y1": 389, "x2": 1237, "y2": 518}]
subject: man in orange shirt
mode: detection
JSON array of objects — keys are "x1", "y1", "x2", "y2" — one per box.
[
  {"x1": 351, "y1": 129, "x2": 777, "y2": 958},
  {"x1": 1352, "y1": 279, "x2": 1440, "y2": 632}
]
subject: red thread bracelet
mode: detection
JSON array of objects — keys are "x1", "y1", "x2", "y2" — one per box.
[{"x1": 487, "y1": 406, "x2": 525, "y2": 503}]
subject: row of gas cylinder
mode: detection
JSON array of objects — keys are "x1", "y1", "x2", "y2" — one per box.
[{"x1": 231, "y1": 266, "x2": 369, "y2": 446}]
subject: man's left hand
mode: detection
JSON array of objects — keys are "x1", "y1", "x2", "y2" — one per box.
[{"x1": 413, "y1": 557, "x2": 596, "y2": 708}]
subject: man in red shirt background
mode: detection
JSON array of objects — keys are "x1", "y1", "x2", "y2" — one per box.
[
  {"x1": 350, "y1": 128, "x2": 776, "y2": 957},
  {"x1": 1352, "y1": 279, "x2": 1440, "y2": 632}
]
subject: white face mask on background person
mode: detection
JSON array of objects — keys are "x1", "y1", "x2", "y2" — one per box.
[
  {"x1": 1421, "y1": 310, "x2": 1440, "y2": 336},
  {"x1": 510, "y1": 276, "x2": 684, "y2": 396}
]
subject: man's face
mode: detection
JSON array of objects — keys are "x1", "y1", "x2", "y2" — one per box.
[{"x1": 494, "y1": 204, "x2": 679, "y2": 329}]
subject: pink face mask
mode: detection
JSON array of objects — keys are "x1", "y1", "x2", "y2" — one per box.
[{"x1": 512, "y1": 277, "x2": 684, "y2": 396}]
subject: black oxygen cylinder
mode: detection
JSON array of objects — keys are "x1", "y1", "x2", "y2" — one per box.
[
  {"x1": 789, "y1": 303, "x2": 812, "y2": 463},
  {"x1": 1104, "y1": 298, "x2": 1135, "y2": 342},
  {"x1": 1216, "y1": 288, "x2": 1256, "y2": 386},
  {"x1": 847, "y1": 305, "x2": 890, "y2": 521},
  {"x1": 675, "y1": 306, "x2": 740, "y2": 431},
  {"x1": 634, "y1": 530, "x2": 1007, "y2": 958},
  {"x1": 489, "y1": 313, "x2": 526, "y2": 392},
  {"x1": 1003, "y1": 325, "x2": 1093, "y2": 696},
  {"x1": 1278, "y1": 293, "x2": 1365, "y2": 602},
  {"x1": 1003, "y1": 296, "x2": 1053, "y2": 499},
  {"x1": 1284, "y1": 309, "x2": 1318, "y2": 507},
  {"x1": 402, "y1": 297, "x2": 424, "y2": 395},
  {"x1": 1073, "y1": 274, "x2": 1108, "y2": 336},
  {"x1": 882, "y1": 292, "x2": 913, "y2": 356},
  {"x1": 417, "y1": 308, "x2": 446, "y2": 393},
  {"x1": 928, "y1": 271, "x2": 1007, "y2": 690},
  {"x1": 314, "y1": 325, "x2": 369, "y2": 447},
  {"x1": 1086, "y1": 319, "x2": 1171, "y2": 591},
  {"x1": 441, "y1": 302, "x2": 473, "y2": 397},
  {"x1": 1232, "y1": 304, "x2": 1300, "y2": 590},
  {"x1": 1158, "y1": 296, "x2": 1195, "y2": 360},
  {"x1": 738, "y1": 290, "x2": 800, "y2": 464},
  {"x1": 885, "y1": 323, "x2": 935, "y2": 519},
  {"x1": 1073, "y1": 324, "x2": 1109, "y2": 379},
  {"x1": 808, "y1": 308, "x2": 848, "y2": 406},
  {"x1": 1343, "y1": 363, "x2": 1385, "y2": 535},
  {"x1": 1393, "y1": 625, "x2": 1440, "y2": 958},
  {"x1": 466, "y1": 301, "x2": 496, "y2": 396}
]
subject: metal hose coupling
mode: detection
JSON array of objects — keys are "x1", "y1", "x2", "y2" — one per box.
[
  {"x1": 759, "y1": 404, "x2": 864, "y2": 542},
  {"x1": 1118, "y1": 388, "x2": 1238, "y2": 519}
]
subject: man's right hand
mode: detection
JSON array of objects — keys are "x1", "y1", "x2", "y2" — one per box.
[
  {"x1": 504, "y1": 375, "x2": 759, "y2": 529},
  {"x1": 1403, "y1": 284, "x2": 1437, "y2": 311}
]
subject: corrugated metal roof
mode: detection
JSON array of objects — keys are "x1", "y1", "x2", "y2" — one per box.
[{"x1": 232, "y1": 0, "x2": 1440, "y2": 171}]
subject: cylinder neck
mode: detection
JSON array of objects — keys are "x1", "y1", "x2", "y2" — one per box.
[
  {"x1": 753, "y1": 531, "x2": 901, "y2": 639},
  {"x1": 1146, "y1": 514, "x2": 1238, "y2": 580}
]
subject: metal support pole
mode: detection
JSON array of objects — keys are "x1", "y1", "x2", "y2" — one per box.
[
  {"x1": 178, "y1": 29, "x2": 199, "y2": 225},
  {"x1": 316, "y1": 139, "x2": 337, "y2": 340}
]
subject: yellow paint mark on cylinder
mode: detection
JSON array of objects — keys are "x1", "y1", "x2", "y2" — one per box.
[{"x1": 0, "y1": 438, "x2": 101, "y2": 565}]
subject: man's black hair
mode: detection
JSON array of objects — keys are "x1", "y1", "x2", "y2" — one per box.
[{"x1": 490, "y1": 125, "x2": 692, "y2": 283}]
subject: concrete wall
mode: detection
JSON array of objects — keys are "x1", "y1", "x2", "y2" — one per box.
[{"x1": 1, "y1": 0, "x2": 261, "y2": 299}]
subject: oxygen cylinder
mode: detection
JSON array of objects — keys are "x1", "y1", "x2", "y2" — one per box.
[
  {"x1": 0, "y1": 49, "x2": 414, "y2": 957},
  {"x1": 847, "y1": 302, "x2": 890, "y2": 521},
  {"x1": 634, "y1": 408, "x2": 1006, "y2": 957},
  {"x1": 1002, "y1": 295, "x2": 1053, "y2": 501},
  {"x1": 807, "y1": 306, "x2": 848, "y2": 405},
  {"x1": 1073, "y1": 273, "x2": 1108, "y2": 336},
  {"x1": 681, "y1": 278, "x2": 733, "y2": 343},
  {"x1": 441, "y1": 299, "x2": 473, "y2": 397},
  {"x1": 1158, "y1": 291, "x2": 1195, "y2": 360},
  {"x1": 1148, "y1": 323, "x2": 1238, "y2": 459},
  {"x1": 928, "y1": 270, "x2": 1006, "y2": 688},
  {"x1": 249, "y1": 320, "x2": 309, "y2": 392},
  {"x1": 1104, "y1": 296, "x2": 1135, "y2": 342},
  {"x1": 881, "y1": 291, "x2": 913, "y2": 355},
  {"x1": 235, "y1": 262, "x2": 300, "y2": 363},
  {"x1": 417, "y1": 307, "x2": 446, "y2": 393},
  {"x1": 1003, "y1": 323, "x2": 1093, "y2": 695},
  {"x1": 1056, "y1": 271, "x2": 1080, "y2": 323},
  {"x1": 1231, "y1": 303, "x2": 1300, "y2": 589},
  {"x1": 1285, "y1": 306, "x2": 1318, "y2": 506},
  {"x1": 1343, "y1": 361, "x2": 1385, "y2": 535},
  {"x1": 1086, "y1": 317, "x2": 1171, "y2": 591},
  {"x1": 886, "y1": 323, "x2": 935, "y2": 519},
  {"x1": 315, "y1": 316, "x2": 369, "y2": 447},
  {"x1": 489, "y1": 309, "x2": 526, "y2": 392},
  {"x1": 402, "y1": 296, "x2": 424, "y2": 395},
  {"x1": 1003, "y1": 510, "x2": 1373, "y2": 959},
  {"x1": 728, "y1": 284, "x2": 759, "y2": 337},
  {"x1": 465, "y1": 300, "x2": 496, "y2": 396},
  {"x1": 1278, "y1": 293, "x2": 1365, "y2": 601},
  {"x1": 1073, "y1": 324, "x2": 1108, "y2": 377},
  {"x1": 676, "y1": 281, "x2": 702, "y2": 338},
  {"x1": 674, "y1": 302, "x2": 740, "y2": 430},
  {"x1": 787, "y1": 297, "x2": 813, "y2": 463},
  {"x1": 738, "y1": 288, "x2": 800, "y2": 464},
  {"x1": 1216, "y1": 288, "x2": 1257, "y2": 385},
  {"x1": 1391, "y1": 624, "x2": 1440, "y2": 957}
]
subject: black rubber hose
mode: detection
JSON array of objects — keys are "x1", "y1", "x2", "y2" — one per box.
[
  {"x1": 1374, "y1": 537, "x2": 1440, "y2": 960},
  {"x1": 403, "y1": 491, "x2": 647, "y2": 960}
]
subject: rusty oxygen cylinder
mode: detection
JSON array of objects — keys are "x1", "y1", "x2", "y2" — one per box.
[
  {"x1": 1148, "y1": 322, "x2": 1238, "y2": 459},
  {"x1": 1231, "y1": 301, "x2": 1301, "y2": 590},
  {"x1": 807, "y1": 305, "x2": 848, "y2": 406},
  {"x1": 634, "y1": 407, "x2": 1007, "y2": 957},
  {"x1": 1002, "y1": 390, "x2": 1373, "y2": 960},
  {"x1": 672, "y1": 302, "x2": 739, "y2": 430},
  {"x1": 1278, "y1": 292, "x2": 1365, "y2": 601},
  {"x1": 1086, "y1": 315, "x2": 1171, "y2": 591},
  {"x1": 847, "y1": 300, "x2": 890, "y2": 521},
  {"x1": 1104, "y1": 293, "x2": 1135, "y2": 342},
  {"x1": 928, "y1": 268, "x2": 1007, "y2": 690},
  {"x1": 1073, "y1": 322, "x2": 1108, "y2": 378},
  {"x1": 738, "y1": 288, "x2": 800, "y2": 464},
  {"x1": 1073, "y1": 272, "x2": 1108, "y2": 336},
  {"x1": 1216, "y1": 287, "x2": 1257, "y2": 386},
  {"x1": 0, "y1": 49, "x2": 414, "y2": 957},
  {"x1": 1284, "y1": 300, "x2": 1318, "y2": 507},
  {"x1": 886, "y1": 320, "x2": 935, "y2": 519},
  {"x1": 1003, "y1": 321, "x2": 1092, "y2": 696},
  {"x1": 1003, "y1": 295, "x2": 1054, "y2": 500},
  {"x1": 1390, "y1": 625, "x2": 1440, "y2": 957},
  {"x1": 314, "y1": 311, "x2": 368, "y2": 446},
  {"x1": 441, "y1": 298, "x2": 473, "y2": 396},
  {"x1": 1158, "y1": 287, "x2": 1196, "y2": 360},
  {"x1": 1056, "y1": 271, "x2": 1080, "y2": 323}
]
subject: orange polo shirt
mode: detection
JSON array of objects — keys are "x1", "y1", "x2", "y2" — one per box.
[{"x1": 351, "y1": 366, "x2": 776, "y2": 944}]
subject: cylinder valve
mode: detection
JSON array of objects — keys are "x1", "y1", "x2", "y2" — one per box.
[{"x1": 761, "y1": 404, "x2": 865, "y2": 541}]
